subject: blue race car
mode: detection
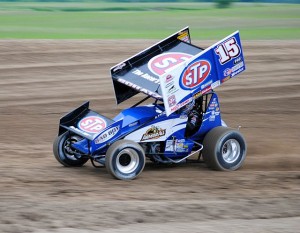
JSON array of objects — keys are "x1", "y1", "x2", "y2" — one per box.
[{"x1": 53, "y1": 27, "x2": 247, "y2": 180}]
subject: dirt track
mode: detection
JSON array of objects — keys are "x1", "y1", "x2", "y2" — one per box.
[{"x1": 0, "y1": 40, "x2": 299, "y2": 232}]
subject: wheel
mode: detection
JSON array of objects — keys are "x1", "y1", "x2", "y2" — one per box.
[
  {"x1": 53, "y1": 132, "x2": 89, "y2": 167},
  {"x1": 105, "y1": 140, "x2": 145, "y2": 180},
  {"x1": 202, "y1": 126, "x2": 247, "y2": 171}
]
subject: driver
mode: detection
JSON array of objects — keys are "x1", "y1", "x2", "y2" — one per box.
[
  {"x1": 183, "y1": 99, "x2": 202, "y2": 137},
  {"x1": 180, "y1": 99, "x2": 195, "y2": 117}
]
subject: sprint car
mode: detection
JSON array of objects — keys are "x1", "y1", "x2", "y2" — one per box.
[{"x1": 53, "y1": 27, "x2": 247, "y2": 180}]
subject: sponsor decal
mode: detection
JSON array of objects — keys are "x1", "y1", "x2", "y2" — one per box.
[
  {"x1": 170, "y1": 97, "x2": 193, "y2": 113},
  {"x1": 165, "y1": 140, "x2": 173, "y2": 151},
  {"x1": 209, "y1": 115, "x2": 216, "y2": 121},
  {"x1": 148, "y1": 52, "x2": 192, "y2": 76},
  {"x1": 165, "y1": 74, "x2": 173, "y2": 83},
  {"x1": 208, "y1": 98, "x2": 220, "y2": 118},
  {"x1": 234, "y1": 57, "x2": 243, "y2": 65},
  {"x1": 112, "y1": 62, "x2": 126, "y2": 72},
  {"x1": 118, "y1": 78, "x2": 162, "y2": 99},
  {"x1": 180, "y1": 60, "x2": 211, "y2": 90},
  {"x1": 165, "y1": 139, "x2": 189, "y2": 152},
  {"x1": 211, "y1": 80, "x2": 220, "y2": 89},
  {"x1": 129, "y1": 121, "x2": 139, "y2": 127},
  {"x1": 155, "y1": 111, "x2": 166, "y2": 119},
  {"x1": 141, "y1": 126, "x2": 166, "y2": 141},
  {"x1": 132, "y1": 69, "x2": 160, "y2": 84},
  {"x1": 231, "y1": 67, "x2": 244, "y2": 77},
  {"x1": 223, "y1": 61, "x2": 244, "y2": 78},
  {"x1": 201, "y1": 85, "x2": 212, "y2": 95},
  {"x1": 167, "y1": 85, "x2": 178, "y2": 95},
  {"x1": 210, "y1": 110, "x2": 216, "y2": 118},
  {"x1": 95, "y1": 125, "x2": 120, "y2": 144},
  {"x1": 177, "y1": 31, "x2": 190, "y2": 43},
  {"x1": 209, "y1": 98, "x2": 218, "y2": 110},
  {"x1": 168, "y1": 95, "x2": 177, "y2": 107},
  {"x1": 165, "y1": 80, "x2": 174, "y2": 89},
  {"x1": 223, "y1": 68, "x2": 232, "y2": 77},
  {"x1": 232, "y1": 62, "x2": 244, "y2": 73},
  {"x1": 201, "y1": 80, "x2": 213, "y2": 90},
  {"x1": 78, "y1": 116, "x2": 107, "y2": 134},
  {"x1": 69, "y1": 126, "x2": 91, "y2": 137},
  {"x1": 222, "y1": 75, "x2": 231, "y2": 83}
]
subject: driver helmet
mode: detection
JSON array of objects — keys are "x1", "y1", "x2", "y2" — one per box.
[{"x1": 182, "y1": 99, "x2": 195, "y2": 114}]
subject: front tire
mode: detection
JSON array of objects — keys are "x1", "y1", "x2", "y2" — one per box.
[
  {"x1": 105, "y1": 140, "x2": 145, "y2": 180},
  {"x1": 53, "y1": 132, "x2": 89, "y2": 167},
  {"x1": 203, "y1": 126, "x2": 247, "y2": 171}
]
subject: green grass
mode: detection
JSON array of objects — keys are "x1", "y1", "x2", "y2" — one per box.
[{"x1": 0, "y1": 2, "x2": 299, "y2": 39}]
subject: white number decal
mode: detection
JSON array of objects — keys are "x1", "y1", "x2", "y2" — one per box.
[{"x1": 215, "y1": 37, "x2": 241, "y2": 64}]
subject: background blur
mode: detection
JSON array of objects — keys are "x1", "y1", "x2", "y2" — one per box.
[{"x1": 0, "y1": 0, "x2": 299, "y2": 39}]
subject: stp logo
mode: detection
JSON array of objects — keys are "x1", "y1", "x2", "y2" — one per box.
[
  {"x1": 148, "y1": 52, "x2": 192, "y2": 76},
  {"x1": 78, "y1": 116, "x2": 107, "y2": 134},
  {"x1": 180, "y1": 60, "x2": 211, "y2": 90}
]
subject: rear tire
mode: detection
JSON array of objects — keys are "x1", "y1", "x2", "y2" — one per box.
[
  {"x1": 53, "y1": 132, "x2": 89, "y2": 167},
  {"x1": 105, "y1": 140, "x2": 145, "y2": 180},
  {"x1": 203, "y1": 126, "x2": 247, "y2": 171}
]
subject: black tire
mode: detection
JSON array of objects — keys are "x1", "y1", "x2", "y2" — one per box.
[
  {"x1": 105, "y1": 140, "x2": 145, "y2": 180},
  {"x1": 202, "y1": 126, "x2": 247, "y2": 171},
  {"x1": 53, "y1": 132, "x2": 89, "y2": 167}
]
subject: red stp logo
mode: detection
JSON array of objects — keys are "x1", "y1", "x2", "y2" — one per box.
[
  {"x1": 148, "y1": 52, "x2": 192, "y2": 76},
  {"x1": 181, "y1": 60, "x2": 211, "y2": 89},
  {"x1": 78, "y1": 116, "x2": 107, "y2": 134}
]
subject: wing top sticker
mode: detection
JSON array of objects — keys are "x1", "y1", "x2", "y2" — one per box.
[{"x1": 148, "y1": 52, "x2": 192, "y2": 76}]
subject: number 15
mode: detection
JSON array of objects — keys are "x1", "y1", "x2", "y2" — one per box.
[{"x1": 215, "y1": 37, "x2": 241, "y2": 64}]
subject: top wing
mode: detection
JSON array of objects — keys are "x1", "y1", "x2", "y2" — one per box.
[
  {"x1": 110, "y1": 28, "x2": 246, "y2": 116},
  {"x1": 159, "y1": 31, "x2": 246, "y2": 116},
  {"x1": 110, "y1": 27, "x2": 203, "y2": 104}
]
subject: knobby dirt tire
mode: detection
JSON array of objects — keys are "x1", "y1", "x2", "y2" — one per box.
[
  {"x1": 105, "y1": 140, "x2": 145, "y2": 180},
  {"x1": 202, "y1": 126, "x2": 247, "y2": 171},
  {"x1": 53, "y1": 132, "x2": 89, "y2": 167}
]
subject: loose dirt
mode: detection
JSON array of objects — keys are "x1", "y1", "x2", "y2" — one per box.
[{"x1": 0, "y1": 40, "x2": 299, "y2": 232}]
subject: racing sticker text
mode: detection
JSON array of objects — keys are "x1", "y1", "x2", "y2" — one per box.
[
  {"x1": 180, "y1": 60, "x2": 211, "y2": 90},
  {"x1": 132, "y1": 69, "x2": 160, "y2": 84},
  {"x1": 118, "y1": 78, "x2": 162, "y2": 99},
  {"x1": 141, "y1": 126, "x2": 166, "y2": 141},
  {"x1": 78, "y1": 116, "x2": 107, "y2": 134},
  {"x1": 95, "y1": 125, "x2": 120, "y2": 144},
  {"x1": 165, "y1": 139, "x2": 189, "y2": 153}
]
